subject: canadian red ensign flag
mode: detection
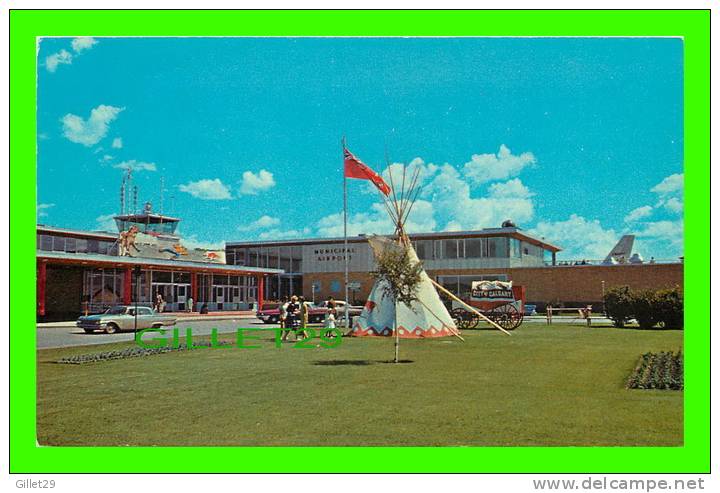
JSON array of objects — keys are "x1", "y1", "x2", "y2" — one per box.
[{"x1": 344, "y1": 148, "x2": 391, "y2": 196}]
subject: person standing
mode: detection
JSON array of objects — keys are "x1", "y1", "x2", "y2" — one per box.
[
  {"x1": 279, "y1": 296, "x2": 290, "y2": 341},
  {"x1": 285, "y1": 296, "x2": 301, "y2": 340},
  {"x1": 298, "y1": 296, "x2": 310, "y2": 340},
  {"x1": 187, "y1": 297, "x2": 194, "y2": 313},
  {"x1": 155, "y1": 293, "x2": 164, "y2": 313},
  {"x1": 324, "y1": 299, "x2": 337, "y2": 338}
]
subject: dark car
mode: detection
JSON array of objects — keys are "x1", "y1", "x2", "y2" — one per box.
[
  {"x1": 256, "y1": 302, "x2": 326, "y2": 324},
  {"x1": 523, "y1": 304, "x2": 537, "y2": 316}
]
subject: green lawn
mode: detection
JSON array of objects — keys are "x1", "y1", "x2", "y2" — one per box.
[{"x1": 37, "y1": 324, "x2": 683, "y2": 446}]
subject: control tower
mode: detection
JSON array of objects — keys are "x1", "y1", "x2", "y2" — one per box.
[{"x1": 114, "y1": 202, "x2": 180, "y2": 238}]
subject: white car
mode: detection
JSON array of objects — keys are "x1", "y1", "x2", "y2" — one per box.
[{"x1": 315, "y1": 300, "x2": 364, "y2": 317}]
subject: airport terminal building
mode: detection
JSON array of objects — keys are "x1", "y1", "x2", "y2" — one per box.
[
  {"x1": 226, "y1": 227, "x2": 684, "y2": 308},
  {"x1": 37, "y1": 210, "x2": 684, "y2": 320},
  {"x1": 36, "y1": 206, "x2": 280, "y2": 321}
]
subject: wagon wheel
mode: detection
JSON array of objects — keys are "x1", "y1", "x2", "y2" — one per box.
[
  {"x1": 490, "y1": 303, "x2": 523, "y2": 330},
  {"x1": 451, "y1": 307, "x2": 479, "y2": 330}
]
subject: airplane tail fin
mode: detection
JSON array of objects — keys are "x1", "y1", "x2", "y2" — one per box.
[{"x1": 603, "y1": 235, "x2": 635, "y2": 264}]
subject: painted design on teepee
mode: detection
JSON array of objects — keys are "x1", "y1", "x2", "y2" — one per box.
[{"x1": 353, "y1": 236, "x2": 458, "y2": 339}]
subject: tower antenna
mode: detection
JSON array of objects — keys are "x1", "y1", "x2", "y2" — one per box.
[
  {"x1": 120, "y1": 174, "x2": 126, "y2": 215},
  {"x1": 160, "y1": 176, "x2": 165, "y2": 215}
]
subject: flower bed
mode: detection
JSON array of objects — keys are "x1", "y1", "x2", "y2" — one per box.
[
  {"x1": 626, "y1": 350, "x2": 683, "y2": 390},
  {"x1": 56, "y1": 341, "x2": 233, "y2": 364}
]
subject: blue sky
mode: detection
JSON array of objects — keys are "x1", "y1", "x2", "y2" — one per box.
[{"x1": 37, "y1": 37, "x2": 684, "y2": 259}]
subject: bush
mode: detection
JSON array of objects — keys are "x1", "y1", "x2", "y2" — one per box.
[
  {"x1": 630, "y1": 289, "x2": 659, "y2": 329},
  {"x1": 603, "y1": 286, "x2": 684, "y2": 330},
  {"x1": 655, "y1": 287, "x2": 684, "y2": 329},
  {"x1": 604, "y1": 286, "x2": 634, "y2": 327}
]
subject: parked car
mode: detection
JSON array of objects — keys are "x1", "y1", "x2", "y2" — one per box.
[
  {"x1": 76, "y1": 305, "x2": 177, "y2": 334},
  {"x1": 315, "y1": 300, "x2": 364, "y2": 318},
  {"x1": 255, "y1": 302, "x2": 326, "y2": 324},
  {"x1": 523, "y1": 304, "x2": 537, "y2": 316}
]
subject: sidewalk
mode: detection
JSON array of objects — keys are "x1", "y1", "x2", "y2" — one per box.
[{"x1": 37, "y1": 310, "x2": 257, "y2": 328}]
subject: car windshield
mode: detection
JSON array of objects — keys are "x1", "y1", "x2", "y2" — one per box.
[{"x1": 105, "y1": 306, "x2": 127, "y2": 314}]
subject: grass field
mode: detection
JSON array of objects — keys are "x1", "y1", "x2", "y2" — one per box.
[{"x1": 37, "y1": 324, "x2": 683, "y2": 446}]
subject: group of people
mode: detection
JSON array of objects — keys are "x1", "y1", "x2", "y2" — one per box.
[
  {"x1": 278, "y1": 295, "x2": 339, "y2": 341},
  {"x1": 153, "y1": 293, "x2": 196, "y2": 313}
]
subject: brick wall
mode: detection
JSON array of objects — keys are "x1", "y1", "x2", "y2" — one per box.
[{"x1": 303, "y1": 263, "x2": 683, "y2": 305}]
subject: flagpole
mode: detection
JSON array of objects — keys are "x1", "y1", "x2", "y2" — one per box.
[{"x1": 342, "y1": 137, "x2": 350, "y2": 331}]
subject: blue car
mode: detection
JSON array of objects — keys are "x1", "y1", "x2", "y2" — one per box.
[{"x1": 523, "y1": 304, "x2": 537, "y2": 316}]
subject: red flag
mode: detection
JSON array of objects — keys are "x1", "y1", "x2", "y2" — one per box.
[{"x1": 343, "y1": 148, "x2": 391, "y2": 196}]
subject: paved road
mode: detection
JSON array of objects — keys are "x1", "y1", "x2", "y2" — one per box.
[
  {"x1": 37, "y1": 315, "x2": 612, "y2": 349},
  {"x1": 37, "y1": 317, "x2": 276, "y2": 349}
]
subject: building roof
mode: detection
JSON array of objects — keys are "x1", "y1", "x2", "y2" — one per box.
[
  {"x1": 227, "y1": 227, "x2": 563, "y2": 252},
  {"x1": 114, "y1": 212, "x2": 181, "y2": 223},
  {"x1": 37, "y1": 225, "x2": 118, "y2": 240},
  {"x1": 37, "y1": 250, "x2": 284, "y2": 275}
]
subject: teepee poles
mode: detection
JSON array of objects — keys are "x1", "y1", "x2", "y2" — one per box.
[
  {"x1": 416, "y1": 298, "x2": 465, "y2": 342},
  {"x1": 429, "y1": 279, "x2": 512, "y2": 336},
  {"x1": 394, "y1": 309, "x2": 400, "y2": 363}
]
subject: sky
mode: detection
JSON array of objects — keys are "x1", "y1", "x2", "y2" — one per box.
[{"x1": 37, "y1": 37, "x2": 684, "y2": 260}]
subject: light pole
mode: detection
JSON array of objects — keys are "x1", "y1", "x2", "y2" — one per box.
[
  {"x1": 134, "y1": 265, "x2": 141, "y2": 331},
  {"x1": 601, "y1": 280, "x2": 606, "y2": 315}
]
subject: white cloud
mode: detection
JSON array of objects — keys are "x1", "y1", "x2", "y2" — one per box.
[
  {"x1": 61, "y1": 105, "x2": 124, "y2": 146},
  {"x1": 181, "y1": 235, "x2": 225, "y2": 250},
  {"x1": 422, "y1": 165, "x2": 534, "y2": 231},
  {"x1": 237, "y1": 215, "x2": 281, "y2": 231},
  {"x1": 239, "y1": 169, "x2": 276, "y2": 195},
  {"x1": 45, "y1": 49, "x2": 72, "y2": 72},
  {"x1": 315, "y1": 200, "x2": 437, "y2": 238},
  {"x1": 624, "y1": 205, "x2": 653, "y2": 223},
  {"x1": 651, "y1": 173, "x2": 683, "y2": 195},
  {"x1": 662, "y1": 197, "x2": 683, "y2": 214},
  {"x1": 101, "y1": 154, "x2": 114, "y2": 162},
  {"x1": 528, "y1": 214, "x2": 618, "y2": 260},
  {"x1": 37, "y1": 203, "x2": 55, "y2": 218},
  {"x1": 488, "y1": 178, "x2": 533, "y2": 199},
  {"x1": 636, "y1": 220, "x2": 683, "y2": 239},
  {"x1": 71, "y1": 37, "x2": 97, "y2": 53},
  {"x1": 633, "y1": 219, "x2": 684, "y2": 259},
  {"x1": 111, "y1": 137, "x2": 123, "y2": 149},
  {"x1": 112, "y1": 160, "x2": 157, "y2": 172},
  {"x1": 462, "y1": 144, "x2": 536, "y2": 185},
  {"x1": 649, "y1": 173, "x2": 684, "y2": 216},
  {"x1": 258, "y1": 227, "x2": 312, "y2": 241},
  {"x1": 179, "y1": 179, "x2": 232, "y2": 200},
  {"x1": 95, "y1": 214, "x2": 117, "y2": 232}
]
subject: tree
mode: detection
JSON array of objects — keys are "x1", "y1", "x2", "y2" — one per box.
[{"x1": 370, "y1": 244, "x2": 423, "y2": 362}]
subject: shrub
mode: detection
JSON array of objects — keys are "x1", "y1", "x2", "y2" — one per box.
[
  {"x1": 603, "y1": 286, "x2": 684, "y2": 330},
  {"x1": 630, "y1": 289, "x2": 659, "y2": 329},
  {"x1": 655, "y1": 287, "x2": 684, "y2": 329},
  {"x1": 603, "y1": 286, "x2": 633, "y2": 327}
]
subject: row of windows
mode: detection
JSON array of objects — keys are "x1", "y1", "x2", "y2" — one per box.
[
  {"x1": 229, "y1": 237, "x2": 549, "y2": 271},
  {"x1": 38, "y1": 234, "x2": 118, "y2": 256},
  {"x1": 413, "y1": 237, "x2": 546, "y2": 260},
  {"x1": 82, "y1": 268, "x2": 259, "y2": 311},
  {"x1": 227, "y1": 246, "x2": 304, "y2": 272}
]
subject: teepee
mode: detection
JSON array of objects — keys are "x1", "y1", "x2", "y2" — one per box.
[{"x1": 351, "y1": 158, "x2": 462, "y2": 342}]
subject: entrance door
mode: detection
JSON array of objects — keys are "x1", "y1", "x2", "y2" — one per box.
[
  {"x1": 215, "y1": 286, "x2": 224, "y2": 310},
  {"x1": 154, "y1": 283, "x2": 173, "y2": 312},
  {"x1": 176, "y1": 284, "x2": 188, "y2": 311}
]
